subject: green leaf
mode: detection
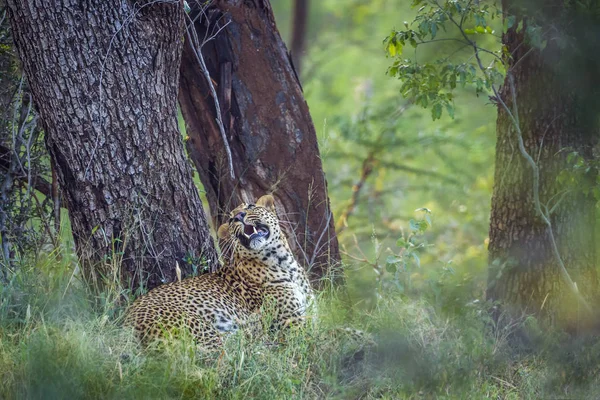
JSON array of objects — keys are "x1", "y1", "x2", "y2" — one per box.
[
  {"x1": 432, "y1": 103, "x2": 443, "y2": 120},
  {"x1": 409, "y1": 219, "x2": 419, "y2": 232},
  {"x1": 409, "y1": 218, "x2": 429, "y2": 233},
  {"x1": 396, "y1": 237, "x2": 408, "y2": 248},
  {"x1": 386, "y1": 262, "x2": 397, "y2": 273},
  {"x1": 445, "y1": 103, "x2": 455, "y2": 119},
  {"x1": 425, "y1": 214, "x2": 432, "y2": 227},
  {"x1": 386, "y1": 255, "x2": 402, "y2": 264},
  {"x1": 387, "y1": 41, "x2": 398, "y2": 57}
]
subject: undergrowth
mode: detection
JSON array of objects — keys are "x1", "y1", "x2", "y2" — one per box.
[{"x1": 1, "y1": 249, "x2": 600, "y2": 399}]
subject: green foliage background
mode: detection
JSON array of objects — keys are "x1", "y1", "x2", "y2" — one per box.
[{"x1": 272, "y1": 0, "x2": 497, "y2": 311}]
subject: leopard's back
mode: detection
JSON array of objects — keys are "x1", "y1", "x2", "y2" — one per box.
[{"x1": 124, "y1": 273, "x2": 252, "y2": 348}]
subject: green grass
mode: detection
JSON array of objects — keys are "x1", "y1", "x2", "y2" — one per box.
[{"x1": 1, "y1": 250, "x2": 600, "y2": 399}]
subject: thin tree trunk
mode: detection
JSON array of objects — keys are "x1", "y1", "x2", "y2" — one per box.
[
  {"x1": 178, "y1": 0, "x2": 339, "y2": 283},
  {"x1": 290, "y1": 0, "x2": 308, "y2": 75},
  {"x1": 0, "y1": 1, "x2": 17, "y2": 276},
  {"x1": 8, "y1": 0, "x2": 218, "y2": 292},
  {"x1": 487, "y1": 1, "x2": 600, "y2": 329}
]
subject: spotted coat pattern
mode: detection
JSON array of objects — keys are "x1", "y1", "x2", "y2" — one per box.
[{"x1": 123, "y1": 195, "x2": 313, "y2": 349}]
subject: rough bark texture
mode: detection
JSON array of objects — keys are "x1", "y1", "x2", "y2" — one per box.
[
  {"x1": 487, "y1": 0, "x2": 600, "y2": 328},
  {"x1": 8, "y1": 0, "x2": 218, "y2": 291},
  {"x1": 179, "y1": 0, "x2": 339, "y2": 283}
]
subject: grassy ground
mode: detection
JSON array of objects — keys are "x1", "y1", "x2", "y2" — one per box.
[{"x1": 1, "y1": 249, "x2": 600, "y2": 399}]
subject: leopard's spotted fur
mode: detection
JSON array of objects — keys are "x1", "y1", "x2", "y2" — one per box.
[{"x1": 123, "y1": 195, "x2": 313, "y2": 349}]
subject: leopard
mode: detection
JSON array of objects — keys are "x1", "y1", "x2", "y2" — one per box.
[{"x1": 123, "y1": 194, "x2": 314, "y2": 349}]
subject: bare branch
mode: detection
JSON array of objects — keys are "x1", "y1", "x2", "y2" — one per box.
[
  {"x1": 336, "y1": 152, "x2": 375, "y2": 235},
  {"x1": 184, "y1": 2, "x2": 235, "y2": 180}
]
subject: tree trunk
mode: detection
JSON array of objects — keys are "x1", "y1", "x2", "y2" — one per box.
[
  {"x1": 8, "y1": 0, "x2": 218, "y2": 292},
  {"x1": 290, "y1": 0, "x2": 308, "y2": 75},
  {"x1": 0, "y1": 2, "x2": 18, "y2": 274},
  {"x1": 487, "y1": 0, "x2": 600, "y2": 329},
  {"x1": 178, "y1": 0, "x2": 339, "y2": 283}
]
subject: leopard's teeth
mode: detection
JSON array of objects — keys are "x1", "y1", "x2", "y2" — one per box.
[{"x1": 242, "y1": 225, "x2": 258, "y2": 239}]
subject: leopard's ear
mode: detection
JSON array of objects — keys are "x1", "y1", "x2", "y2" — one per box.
[
  {"x1": 217, "y1": 223, "x2": 230, "y2": 239},
  {"x1": 256, "y1": 194, "x2": 276, "y2": 212}
]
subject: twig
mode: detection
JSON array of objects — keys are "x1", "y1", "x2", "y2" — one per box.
[
  {"x1": 184, "y1": 2, "x2": 235, "y2": 180},
  {"x1": 0, "y1": 8, "x2": 7, "y2": 29},
  {"x1": 52, "y1": 163, "x2": 61, "y2": 235},
  {"x1": 336, "y1": 152, "x2": 375, "y2": 234},
  {"x1": 0, "y1": 144, "x2": 52, "y2": 198},
  {"x1": 334, "y1": 102, "x2": 414, "y2": 237},
  {"x1": 31, "y1": 190, "x2": 56, "y2": 245}
]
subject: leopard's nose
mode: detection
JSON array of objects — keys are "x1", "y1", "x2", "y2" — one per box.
[{"x1": 233, "y1": 211, "x2": 246, "y2": 222}]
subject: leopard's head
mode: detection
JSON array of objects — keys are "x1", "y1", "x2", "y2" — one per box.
[{"x1": 217, "y1": 194, "x2": 288, "y2": 256}]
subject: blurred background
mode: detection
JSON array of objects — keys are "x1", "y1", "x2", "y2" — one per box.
[{"x1": 271, "y1": 0, "x2": 498, "y2": 311}]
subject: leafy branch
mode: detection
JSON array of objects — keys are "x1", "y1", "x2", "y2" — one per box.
[
  {"x1": 385, "y1": 0, "x2": 505, "y2": 119},
  {"x1": 383, "y1": 208, "x2": 433, "y2": 294}
]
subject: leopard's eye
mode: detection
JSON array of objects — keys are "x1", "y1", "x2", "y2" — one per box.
[{"x1": 247, "y1": 204, "x2": 255, "y2": 210}]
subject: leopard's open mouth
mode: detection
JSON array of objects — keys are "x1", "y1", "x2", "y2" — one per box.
[{"x1": 237, "y1": 223, "x2": 269, "y2": 248}]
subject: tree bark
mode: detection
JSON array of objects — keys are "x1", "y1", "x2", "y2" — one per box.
[
  {"x1": 178, "y1": 0, "x2": 339, "y2": 283},
  {"x1": 8, "y1": 0, "x2": 218, "y2": 292},
  {"x1": 487, "y1": 0, "x2": 600, "y2": 329}
]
